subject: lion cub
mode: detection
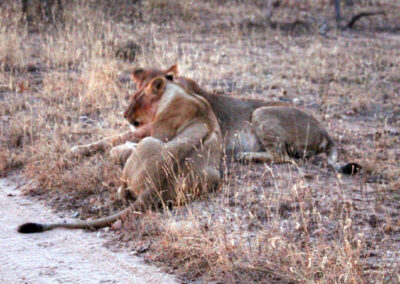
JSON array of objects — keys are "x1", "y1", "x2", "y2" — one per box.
[{"x1": 18, "y1": 76, "x2": 221, "y2": 233}]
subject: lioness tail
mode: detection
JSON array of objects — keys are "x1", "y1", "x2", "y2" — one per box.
[{"x1": 327, "y1": 146, "x2": 361, "y2": 175}]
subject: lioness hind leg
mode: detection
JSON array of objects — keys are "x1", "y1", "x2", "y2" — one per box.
[
  {"x1": 249, "y1": 106, "x2": 304, "y2": 164},
  {"x1": 70, "y1": 131, "x2": 139, "y2": 157},
  {"x1": 237, "y1": 150, "x2": 290, "y2": 164},
  {"x1": 122, "y1": 137, "x2": 172, "y2": 205},
  {"x1": 70, "y1": 142, "x2": 107, "y2": 157}
]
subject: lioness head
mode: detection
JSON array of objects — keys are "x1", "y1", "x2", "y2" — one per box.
[
  {"x1": 123, "y1": 76, "x2": 168, "y2": 128},
  {"x1": 132, "y1": 64, "x2": 177, "y2": 90}
]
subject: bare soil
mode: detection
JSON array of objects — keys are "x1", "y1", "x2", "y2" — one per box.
[{"x1": 0, "y1": 175, "x2": 177, "y2": 284}]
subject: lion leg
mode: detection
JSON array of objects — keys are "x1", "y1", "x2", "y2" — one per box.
[
  {"x1": 70, "y1": 131, "x2": 140, "y2": 157},
  {"x1": 237, "y1": 150, "x2": 290, "y2": 164},
  {"x1": 70, "y1": 142, "x2": 108, "y2": 157},
  {"x1": 252, "y1": 106, "x2": 335, "y2": 161},
  {"x1": 237, "y1": 107, "x2": 295, "y2": 164},
  {"x1": 122, "y1": 137, "x2": 172, "y2": 204}
]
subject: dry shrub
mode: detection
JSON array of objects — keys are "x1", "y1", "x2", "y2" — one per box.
[
  {"x1": 0, "y1": 148, "x2": 23, "y2": 175},
  {"x1": 25, "y1": 148, "x2": 122, "y2": 217},
  {"x1": 0, "y1": 25, "x2": 29, "y2": 72},
  {"x1": 8, "y1": 121, "x2": 25, "y2": 148},
  {"x1": 41, "y1": 72, "x2": 81, "y2": 106},
  {"x1": 121, "y1": 163, "x2": 395, "y2": 282},
  {"x1": 142, "y1": 0, "x2": 198, "y2": 23},
  {"x1": 78, "y1": 59, "x2": 122, "y2": 113}
]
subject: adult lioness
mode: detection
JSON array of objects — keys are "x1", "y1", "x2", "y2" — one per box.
[
  {"x1": 71, "y1": 65, "x2": 359, "y2": 174},
  {"x1": 18, "y1": 76, "x2": 222, "y2": 233},
  {"x1": 130, "y1": 65, "x2": 360, "y2": 174}
]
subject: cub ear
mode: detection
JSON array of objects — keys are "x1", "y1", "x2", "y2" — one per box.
[
  {"x1": 149, "y1": 76, "x2": 167, "y2": 97},
  {"x1": 132, "y1": 68, "x2": 145, "y2": 83},
  {"x1": 165, "y1": 64, "x2": 178, "y2": 76}
]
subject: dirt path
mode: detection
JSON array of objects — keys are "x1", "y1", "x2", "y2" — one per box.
[{"x1": 0, "y1": 177, "x2": 177, "y2": 284}]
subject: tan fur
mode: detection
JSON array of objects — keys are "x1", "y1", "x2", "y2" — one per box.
[
  {"x1": 119, "y1": 79, "x2": 221, "y2": 206},
  {"x1": 127, "y1": 65, "x2": 340, "y2": 168},
  {"x1": 20, "y1": 77, "x2": 221, "y2": 232},
  {"x1": 70, "y1": 65, "x2": 182, "y2": 157},
  {"x1": 71, "y1": 64, "x2": 352, "y2": 172}
]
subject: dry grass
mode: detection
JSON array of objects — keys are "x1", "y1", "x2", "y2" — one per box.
[{"x1": 1, "y1": 0, "x2": 400, "y2": 282}]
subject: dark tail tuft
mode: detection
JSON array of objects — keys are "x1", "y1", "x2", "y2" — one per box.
[
  {"x1": 340, "y1": 163, "x2": 362, "y2": 175},
  {"x1": 18, "y1": 223, "x2": 44, "y2": 233}
]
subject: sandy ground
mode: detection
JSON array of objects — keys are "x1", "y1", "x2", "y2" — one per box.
[{"x1": 0, "y1": 177, "x2": 177, "y2": 284}]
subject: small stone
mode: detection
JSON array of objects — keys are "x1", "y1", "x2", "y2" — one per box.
[{"x1": 71, "y1": 212, "x2": 79, "y2": 218}]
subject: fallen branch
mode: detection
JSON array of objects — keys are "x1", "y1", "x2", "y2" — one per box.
[{"x1": 346, "y1": 11, "x2": 386, "y2": 29}]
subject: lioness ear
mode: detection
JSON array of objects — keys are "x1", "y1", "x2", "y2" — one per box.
[
  {"x1": 165, "y1": 64, "x2": 178, "y2": 76},
  {"x1": 149, "y1": 76, "x2": 167, "y2": 97},
  {"x1": 165, "y1": 74, "x2": 174, "y2": 81},
  {"x1": 132, "y1": 68, "x2": 145, "y2": 83}
]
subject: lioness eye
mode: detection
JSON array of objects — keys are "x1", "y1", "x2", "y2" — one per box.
[{"x1": 133, "y1": 121, "x2": 140, "y2": 127}]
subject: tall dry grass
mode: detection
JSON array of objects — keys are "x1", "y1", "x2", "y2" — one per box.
[{"x1": 0, "y1": 0, "x2": 399, "y2": 282}]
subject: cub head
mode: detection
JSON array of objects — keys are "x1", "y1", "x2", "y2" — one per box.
[
  {"x1": 132, "y1": 64, "x2": 178, "y2": 90},
  {"x1": 123, "y1": 76, "x2": 168, "y2": 128}
]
